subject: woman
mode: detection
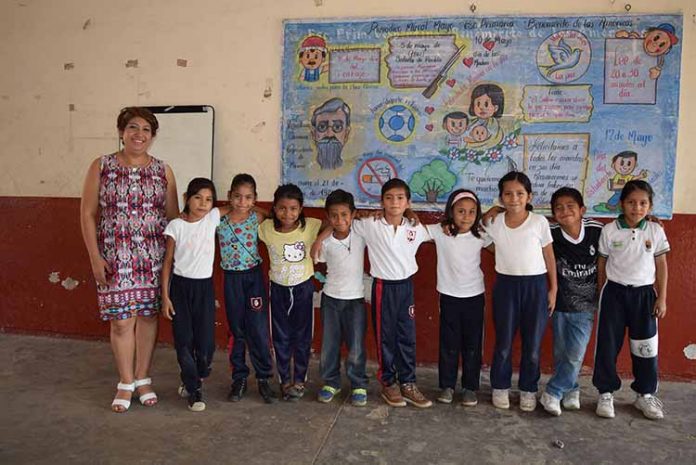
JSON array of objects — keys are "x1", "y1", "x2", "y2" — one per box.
[{"x1": 81, "y1": 107, "x2": 178, "y2": 412}]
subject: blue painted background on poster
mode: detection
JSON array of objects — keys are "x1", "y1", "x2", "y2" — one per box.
[{"x1": 281, "y1": 15, "x2": 682, "y2": 217}]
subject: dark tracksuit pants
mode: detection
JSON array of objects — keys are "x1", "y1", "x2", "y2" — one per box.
[
  {"x1": 438, "y1": 293, "x2": 485, "y2": 391},
  {"x1": 270, "y1": 278, "x2": 315, "y2": 385},
  {"x1": 223, "y1": 265, "x2": 274, "y2": 382},
  {"x1": 371, "y1": 277, "x2": 417, "y2": 386},
  {"x1": 593, "y1": 281, "x2": 658, "y2": 395},
  {"x1": 170, "y1": 274, "x2": 216, "y2": 394}
]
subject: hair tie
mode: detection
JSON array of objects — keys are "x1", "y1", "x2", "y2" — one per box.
[{"x1": 451, "y1": 192, "x2": 478, "y2": 206}]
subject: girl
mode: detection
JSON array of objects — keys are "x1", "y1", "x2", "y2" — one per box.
[
  {"x1": 593, "y1": 180, "x2": 669, "y2": 420},
  {"x1": 484, "y1": 171, "x2": 557, "y2": 411},
  {"x1": 258, "y1": 184, "x2": 322, "y2": 401},
  {"x1": 427, "y1": 189, "x2": 491, "y2": 407},
  {"x1": 467, "y1": 83, "x2": 505, "y2": 145},
  {"x1": 217, "y1": 174, "x2": 277, "y2": 404},
  {"x1": 161, "y1": 178, "x2": 220, "y2": 412}
]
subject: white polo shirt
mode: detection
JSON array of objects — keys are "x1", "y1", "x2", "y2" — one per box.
[
  {"x1": 599, "y1": 217, "x2": 670, "y2": 286},
  {"x1": 316, "y1": 231, "x2": 366, "y2": 300},
  {"x1": 484, "y1": 212, "x2": 553, "y2": 276},
  {"x1": 427, "y1": 224, "x2": 492, "y2": 298},
  {"x1": 352, "y1": 218, "x2": 430, "y2": 280},
  {"x1": 164, "y1": 208, "x2": 221, "y2": 279}
]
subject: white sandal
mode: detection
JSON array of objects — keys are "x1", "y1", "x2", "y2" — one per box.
[
  {"x1": 134, "y1": 378, "x2": 158, "y2": 406},
  {"x1": 111, "y1": 382, "x2": 135, "y2": 413}
]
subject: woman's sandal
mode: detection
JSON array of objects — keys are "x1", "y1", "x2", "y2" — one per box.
[
  {"x1": 111, "y1": 382, "x2": 135, "y2": 413},
  {"x1": 134, "y1": 378, "x2": 158, "y2": 406}
]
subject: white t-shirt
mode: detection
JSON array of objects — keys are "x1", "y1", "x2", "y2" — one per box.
[
  {"x1": 427, "y1": 224, "x2": 492, "y2": 298},
  {"x1": 164, "y1": 208, "x2": 221, "y2": 279},
  {"x1": 352, "y1": 218, "x2": 430, "y2": 280},
  {"x1": 599, "y1": 217, "x2": 670, "y2": 286},
  {"x1": 316, "y1": 231, "x2": 366, "y2": 300},
  {"x1": 484, "y1": 212, "x2": 553, "y2": 276}
]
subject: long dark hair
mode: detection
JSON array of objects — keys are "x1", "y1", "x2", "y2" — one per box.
[
  {"x1": 272, "y1": 184, "x2": 306, "y2": 230},
  {"x1": 498, "y1": 171, "x2": 533, "y2": 211},
  {"x1": 620, "y1": 180, "x2": 654, "y2": 205},
  {"x1": 229, "y1": 173, "x2": 258, "y2": 197},
  {"x1": 441, "y1": 189, "x2": 482, "y2": 238},
  {"x1": 183, "y1": 177, "x2": 217, "y2": 213}
]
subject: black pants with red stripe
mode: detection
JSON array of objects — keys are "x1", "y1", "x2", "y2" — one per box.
[{"x1": 371, "y1": 277, "x2": 416, "y2": 386}]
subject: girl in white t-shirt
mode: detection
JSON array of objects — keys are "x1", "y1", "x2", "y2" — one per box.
[
  {"x1": 427, "y1": 189, "x2": 492, "y2": 408},
  {"x1": 484, "y1": 171, "x2": 557, "y2": 411}
]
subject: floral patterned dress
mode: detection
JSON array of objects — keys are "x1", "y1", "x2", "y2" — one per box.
[{"x1": 97, "y1": 153, "x2": 169, "y2": 320}]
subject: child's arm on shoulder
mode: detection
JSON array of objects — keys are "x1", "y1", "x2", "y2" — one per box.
[
  {"x1": 542, "y1": 243, "x2": 557, "y2": 315},
  {"x1": 654, "y1": 254, "x2": 668, "y2": 318},
  {"x1": 482, "y1": 205, "x2": 505, "y2": 225},
  {"x1": 311, "y1": 223, "x2": 333, "y2": 263},
  {"x1": 254, "y1": 205, "x2": 271, "y2": 222},
  {"x1": 160, "y1": 236, "x2": 176, "y2": 320}
]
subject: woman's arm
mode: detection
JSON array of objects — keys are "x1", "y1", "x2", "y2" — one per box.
[
  {"x1": 654, "y1": 254, "x2": 668, "y2": 318},
  {"x1": 542, "y1": 243, "x2": 557, "y2": 314},
  {"x1": 80, "y1": 158, "x2": 109, "y2": 286},
  {"x1": 164, "y1": 164, "x2": 179, "y2": 221},
  {"x1": 160, "y1": 236, "x2": 176, "y2": 320}
]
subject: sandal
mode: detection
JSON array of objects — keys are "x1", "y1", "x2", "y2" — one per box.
[
  {"x1": 134, "y1": 378, "x2": 158, "y2": 406},
  {"x1": 111, "y1": 382, "x2": 135, "y2": 413}
]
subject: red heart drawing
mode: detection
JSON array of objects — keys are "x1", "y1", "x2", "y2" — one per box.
[
  {"x1": 446, "y1": 79, "x2": 456, "y2": 87},
  {"x1": 425, "y1": 106, "x2": 435, "y2": 114},
  {"x1": 425, "y1": 124, "x2": 434, "y2": 132},
  {"x1": 483, "y1": 40, "x2": 495, "y2": 51},
  {"x1": 463, "y1": 57, "x2": 474, "y2": 68}
]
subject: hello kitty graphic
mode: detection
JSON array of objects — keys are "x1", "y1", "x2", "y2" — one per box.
[{"x1": 283, "y1": 242, "x2": 306, "y2": 262}]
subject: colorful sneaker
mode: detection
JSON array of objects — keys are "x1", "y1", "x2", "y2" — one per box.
[
  {"x1": 317, "y1": 385, "x2": 341, "y2": 403},
  {"x1": 461, "y1": 389, "x2": 478, "y2": 407},
  {"x1": 562, "y1": 390, "x2": 581, "y2": 410},
  {"x1": 520, "y1": 391, "x2": 537, "y2": 412},
  {"x1": 492, "y1": 389, "x2": 510, "y2": 409},
  {"x1": 351, "y1": 388, "x2": 368, "y2": 407},
  {"x1": 381, "y1": 383, "x2": 406, "y2": 407},
  {"x1": 401, "y1": 383, "x2": 433, "y2": 408},
  {"x1": 187, "y1": 389, "x2": 206, "y2": 412},
  {"x1": 227, "y1": 378, "x2": 247, "y2": 402},
  {"x1": 634, "y1": 394, "x2": 664, "y2": 420},
  {"x1": 257, "y1": 379, "x2": 278, "y2": 404},
  {"x1": 596, "y1": 393, "x2": 615, "y2": 418},
  {"x1": 540, "y1": 391, "x2": 561, "y2": 416},
  {"x1": 437, "y1": 388, "x2": 454, "y2": 404}
]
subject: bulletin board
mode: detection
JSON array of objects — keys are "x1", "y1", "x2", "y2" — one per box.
[{"x1": 281, "y1": 14, "x2": 682, "y2": 217}]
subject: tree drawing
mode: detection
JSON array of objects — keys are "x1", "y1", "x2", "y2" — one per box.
[{"x1": 409, "y1": 159, "x2": 457, "y2": 203}]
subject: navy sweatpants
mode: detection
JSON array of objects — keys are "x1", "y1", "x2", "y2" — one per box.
[
  {"x1": 223, "y1": 265, "x2": 274, "y2": 382},
  {"x1": 593, "y1": 281, "x2": 658, "y2": 395},
  {"x1": 270, "y1": 278, "x2": 315, "y2": 385},
  {"x1": 169, "y1": 274, "x2": 216, "y2": 394},
  {"x1": 490, "y1": 273, "x2": 549, "y2": 392},
  {"x1": 371, "y1": 277, "x2": 417, "y2": 386}
]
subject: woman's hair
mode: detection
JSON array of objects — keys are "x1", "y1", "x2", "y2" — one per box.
[
  {"x1": 183, "y1": 177, "x2": 217, "y2": 213},
  {"x1": 272, "y1": 183, "x2": 306, "y2": 230},
  {"x1": 441, "y1": 189, "x2": 482, "y2": 238},
  {"x1": 117, "y1": 107, "x2": 159, "y2": 136},
  {"x1": 620, "y1": 179, "x2": 654, "y2": 205},
  {"x1": 229, "y1": 173, "x2": 258, "y2": 197},
  {"x1": 498, "y1": 171, "x2": 534, "y2": 211},
  {"x1": 469, "y1": 83, "x2": 505, "y2": 118}
]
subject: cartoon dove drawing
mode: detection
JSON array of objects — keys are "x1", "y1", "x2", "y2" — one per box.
[{"x1": 544, "y1": 38, "x2": 582, "y2": 76}]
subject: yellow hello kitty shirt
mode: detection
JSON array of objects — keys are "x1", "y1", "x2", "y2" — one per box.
[{"x1": 258, "y1": 217, "x2": 322, "y2": 286}]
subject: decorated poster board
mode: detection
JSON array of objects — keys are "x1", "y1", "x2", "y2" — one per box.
[{"x1": 281, "y1": 15, "x2": 682, "y2": 217}]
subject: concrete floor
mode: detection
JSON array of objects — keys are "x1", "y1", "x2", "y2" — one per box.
[{"x1": 1, "y1": 334, "x2": 695, "y2": 465}]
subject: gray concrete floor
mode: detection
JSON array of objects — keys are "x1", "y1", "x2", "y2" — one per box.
[{"x1": 1, "y1": 333, "x2": 695, "y2": 465}]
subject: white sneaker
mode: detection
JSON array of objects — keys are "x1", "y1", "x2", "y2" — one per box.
[
  {"x1": 492, "y1": 389, "x2": 510, "y2": 409},
  {"x1": 540, "y1": 391, "x2": 561, "y2": 416},
  {"x1": 562, "y1": 390, "x2": 581, "y2": 410},
  {"x1": 596, "y1": 393, "x2": 615, "y2": 418},
  {"x1": 634, "y1": 394, "x2": 664, "y2": 420},
  {"x1": 520, "y1": 391, "x2": 537, "y2": 412}
]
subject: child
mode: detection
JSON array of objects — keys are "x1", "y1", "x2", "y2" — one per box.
[
  {"x1": 539, "y1": 187, "x2": 603, "y2": 416},
  {"x1": 468, "y1": 83, "x2": 504, "y2": 144},
  {"x1": 442, "y1": 112, "x2": 469, "y2": 149},
  {"x1": 484, "y1": 171, "x2": 557, "y2": 411},
  {"x1": 217, "y1": 174, "x2": 277, "y2": 404},
  {"x1": 315, "y1": 189, "x2": 369, "y2": 407},
  {"x1": 593, "y1": 180, "x2": 669, "y2": 420},
  {"x1": 161, "y1": 178, "x2": 220, "y2": 412},
  {"x1": 352, "y1": 178, "x2": 432, "y2": 408},
  {"x1": 428, "y1": 189, "x2": 491, "y2": 407},
  {"x1": 258, "y1": 184, "x2": 322, "y2": 401}
]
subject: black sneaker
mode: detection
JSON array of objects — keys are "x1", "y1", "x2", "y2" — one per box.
[
  {"x1": 257, "y1": 379, "x2": 278, "y2": 404},
  {"x1": 188, "y1": 389, "x2": 206, "y2": 412},
  {"x1": 228, "y1": 378, "x2": 247, "y2": 402}
]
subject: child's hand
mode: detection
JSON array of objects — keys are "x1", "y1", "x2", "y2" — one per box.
[
  {"x1": 482, "y1": 206, "x2": 505, "y2": 225},
  {"x1": 653, "y1": 300, "x2": 667, "y2": 319},
  {"x1": 547, "y1": 288, "x2": 557, "y2": 316},
  {"x1": 161, "y1": 298, "x2": 175, "y2": 320},
  {"x1": 90, "y1": 256, "x2": 111, "y2": 286},
  {"x1": 355, "y1": 209, "x2": 382, "y2": 221}
]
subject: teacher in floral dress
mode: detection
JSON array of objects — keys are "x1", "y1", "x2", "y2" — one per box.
[{"x1": 81, "y1": 107, "x2": 178, "y2": 412}]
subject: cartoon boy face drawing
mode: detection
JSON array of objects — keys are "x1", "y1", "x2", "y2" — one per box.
[
  {"x1": 615, "y1": 23, "x2": 679, "y2": 80},
  {"x1": 298, "y1": 35, "x2": 329, "y2": 82}
]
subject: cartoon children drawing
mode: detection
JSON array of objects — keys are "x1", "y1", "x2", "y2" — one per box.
[
  {"x1": 442, "y1": 112, "x2": 469, "y2": 149},
  {"x1": 298, "y1": 35, "x2": 329, "y2": 82},
  {"x1": 468, "y1": 83, "x2": 505, "y2": 147},
  {"x1": 600, "y1": 150, "x2": 648, "y2": 212},
  {"x1": 615, "y1": 23, "x2": 679, "y2": 80}
]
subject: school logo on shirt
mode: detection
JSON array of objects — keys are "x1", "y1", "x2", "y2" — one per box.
[
  {"x1": 645, "y1": 240, "x2": 653, "y2": 252},
  {"x1": 406, "y1": 229, "x2": 416, "y2": 243},
  {"x1": 408, "y1": 305, "x2": 415, "y2": 319},
  {"x1": 250, "y1": 297, "x2": 263, "y2": 311},
  {"x1": 610, "y1": 240, "x2": 624, "y2": 249}
]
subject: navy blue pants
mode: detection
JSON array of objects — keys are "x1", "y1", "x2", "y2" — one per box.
[
  {"x1": 439, "y1": 293, "x2": 485, "y2": 391},
  {"x1": 491, "y1": 273, "x2": 549, "y2": 392},
  {"x1": 371, "y1": 277, "x2": 416, "y2": 386},
  {"x1": 270, "y1": 279, "x2": 315, "y2": 385},
  {"x1": 169, "y1": 274, "x2": 216, "y2": 394},
  {"x1": 593, "y1": 281, "x2": 658, "y2": 395},
  {"x1": 223, "y1": 265, "x2": 274, "y2": 382}
]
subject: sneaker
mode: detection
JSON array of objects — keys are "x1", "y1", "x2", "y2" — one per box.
[
  {"x1": 227, "y1": 378, "x2": 247, "y2": 402},
  {"x1": 540, "y1": 391, "x2": 561, "y2": 416},
  {"x1": 562, "y1": 390, "x2": 581, "y2": 410},
  {"x1": 257, "y1": 379, "x2": 278, "y2": 404},
  {"x1": 401, "y1": 383, "x2": 433, "y2": 408},
  {"x1": 596, "y1": 393, "x2": 615, "y2": 418},
  {"x1": 351, "y1": 388, "x2": 368, "y2": 407},
  {"x1": 492, "y1": 389, "x2": 510, "y2": 409},
  {"x1": 634, "y1": 394, "x2": 664, "y2": 420},
  {"x1": 381, "y1": 383, "x2": 406, "y2": 407},
  {"x1": 177, "y1": 384, "x2": 189, "y2": 398},
  {"x1": 461, "y1": 389, "x2": 478, "y2": 407},
  {"x1": 520, "y1": 391, "x2": 537, "y2": 412},
  {"x1": 437, "y1": 388, "x2": 454, "y2": 404},
  {"x1": 317, "y1": 385, "x2": 341, "y2": 403},
  {"x1": 187, "y1": 390, "x2": 206, "y2": 412},
  {"x1": 283, "y1": 383, "x2": 305, "y2": 402}
]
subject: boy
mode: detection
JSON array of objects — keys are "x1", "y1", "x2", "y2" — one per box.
[
  {"x1": 539, "y1": 187, "x2": 603, "y2": 416},
  {"x1": 352, "y1": 178, "x2": 432, "y2": 408},
  {"x1": 442, "y1": 111, "x2": 469, "y2": 149},
  {"x1": 315, "y1": 189, "x2": 369, "y2": 407}
]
